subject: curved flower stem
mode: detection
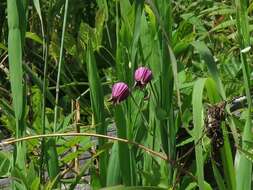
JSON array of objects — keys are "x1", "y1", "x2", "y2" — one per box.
[{"x1": 129, "y1": 93, "x2": 150, "y2": 130}]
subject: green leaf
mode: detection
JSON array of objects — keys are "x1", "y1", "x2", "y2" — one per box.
[
  {"x1": 25, "y1": 32, "x2": 43, "y2": 44},
  {"x1": 0, "y1": 152, "x2": 10, "y2": 177},
  {"x1": 23, "y1": 63, "x2": 55, "y2": 105},
  {"x1": 86, "y1": 40, "x2": 108, "y2": 186},
  {"x1": 114, "y1": 104, "x2": 136, "y2": 186},
  {"x1": 7, "y1": 0, "x2": 27, "y2": 184},
  {"x1": 106, "y1": 143, "x2": 121, "y2": 186},
  {"x1": 192, "y1": 41, "x2": 226, "y2": 99},
  {"x1": 56, "y1": 112, "x2": 74, "y2": 132},
  {"x1": 11, "y1": 167, "x2": 29, "y2": 189},
  {"x1": 45, "y1": 138, "x2": 60, "y2": 188},
  {"x1": 211, "y1": 160, "x2": 226, "y2": 190},
  {"x1": 0, "y1": 42, "x2": 7, "y2": 51},
  {"x1": 192, "y1": 78, "x2": 206, "y2": 190},
  {"x1": 185, "y1": 181, "x2": 213, "y2": 190},
  {"x1": 155, "y1": 107, "x2": 169, "y2": 120}
]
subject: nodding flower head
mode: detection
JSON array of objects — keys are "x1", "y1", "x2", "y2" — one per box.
[
  {"x1": 109, "y1": 82, "x2": 130, "y2": 104},
  {"x1": 134, "y1": 67, "x2": 152, "y2": 88}
]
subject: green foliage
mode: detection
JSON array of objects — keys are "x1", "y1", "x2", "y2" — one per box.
[
  {"x1": 1, "y1": 0, "x2": 253, "y2": 189},
  {"x1": 0, "y1": 152, "x2": 11, "y2": 177}
]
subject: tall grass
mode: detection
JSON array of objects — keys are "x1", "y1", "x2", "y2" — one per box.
[
  {"x1": 234, "y1": 0, "x2": 253, "y2": 190},
  {"x1": 7, "y1": 0, "x2": 27, "y2": 189},
  {"x1": 1, "y1": 0, "x2": 253, "y2": 189},
  {"x1": 86, "y1": 40, "x2": 108, "y2": 187},
  {"x1": 193, "y1": 41, "x2": 236, "y2": 190}
]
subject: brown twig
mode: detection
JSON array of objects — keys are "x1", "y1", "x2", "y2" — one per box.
[
  {"x1": 0, "y1": 132, "x2": 197, "y2": 180},
  {"x1": 0, "y1": 132, "x2": 167, "y2": 161}
]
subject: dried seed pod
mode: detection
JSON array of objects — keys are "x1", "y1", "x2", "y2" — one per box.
[{"x1": 205, "y1": 101, "x2": 226, "y2": 150}]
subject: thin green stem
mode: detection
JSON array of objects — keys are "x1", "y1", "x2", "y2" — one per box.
[
  {"x1": 53, "y1": 0, "x2": 69, "y2": 132},
  {"x1": 40, "y1": 38, "x2": 48, "y2": 181},
  {"x1": 40, "y1": 0, "x2": 52, "y2": 181},
  {"x1": 235, "y1": 0, "x2": 252, "y2": 190},
  {"x1": 129, "y1": 93, "x2": 149, "y2": 129}
]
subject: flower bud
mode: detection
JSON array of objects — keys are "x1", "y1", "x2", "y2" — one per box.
[
  {"x1": 134, "y1": 67, "x2": 152, "y2": 88},
  {"x1": 109, "y1": 82, "x2": 130, "y2": 104}
]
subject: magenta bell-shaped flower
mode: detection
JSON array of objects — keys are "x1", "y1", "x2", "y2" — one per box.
[
  {"x1": 134, "y1": 67, "x2": 152, "y2": 88},
  {"x1": 109, "y1": 82, "x2": 130, "y2": 104}
]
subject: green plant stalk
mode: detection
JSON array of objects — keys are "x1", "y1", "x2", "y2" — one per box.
[
  {"x1": 86, "y1": 40, "x2": 108, "y2": 186},
  {"x1": 40, "y1": 35, "x2": 48, "y2": 182},
  {"x1": 53, "y1": 0, "x2": 69, "y2": 132},
  {"x1": 121, "y1": 1, "x2": 144, "y2": 144},
  {"x1": 235, "y1": 52, "x2": 252, "y2": 190},
  {"x1": 45, "y1": 138, "x2": 60, "y2": 185},
  {"x1": 130, "y1": 94, "x2": 149, "y2": 128},
  {"x1": 48, "y1": 0, "x2": 69, "y2": 186},
  {"x1": 192, "y1": 78, "x2": 206, "y2": 190},
  {"x1": 155, "y1": 0, "x2": 176, "y2": 184},
  {"x1": 106, "y1": 143, "x2": 121, "y2": 186},
  {"x1": 139, "y1": 9, "x2": 163, "y2": 185},
  {"x1": 220, "y1": 123, "x2": 236, "y2": 190},
  {"x1": 7, "y1": 0, "x2": 25, "y2": 137},
  {"x1": 130, "y1": 0, "x2": 143, "y2": 66},
  {"x1": 235, "y1": 0, "x2": 253, "y2": 189},
  {"x1": 211, "y1": 159, "x2": 226, "y2": 190},
  {"x1": 7, "y1": 0, "x2": 26, "y2": 189},
  {"x1": 114, "y1": 1, "x2": 139, "y2": 186},
  {"x1": 114, "y1": 104, "x2": 136, "y2": 186},
  {"x1": 39, "y1": 0, "x2": 51, "y2": 179},
  {"x1": 141, "y1": 0, "x2": 177, "y2": 185},
  {"x1": 32, "y1": 0, "x2": 50, "y2": 181}
]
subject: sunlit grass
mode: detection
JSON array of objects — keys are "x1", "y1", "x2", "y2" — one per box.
[{"x1": 0, "y1": 0, "x2": 253, "y2": 189}]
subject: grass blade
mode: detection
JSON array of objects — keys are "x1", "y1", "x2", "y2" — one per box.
[
  {"x1": 192, "y1": 78, "x2": 206, "y2": 190},
  {"x1": 7, "y1": 0, "x2": 27, "y2": 189},
  {"x1": 86, "y1": 40, "x2": 108, "y2": 186},
  {"x1": 114, "y1": 104, "x2": 135, "y2": 186},
  {"x1": 45, "y1": 138, "x2": 59, "y2": 187},
  {"x1": 211, "y1": 159, "x2": 227, "y2": 190},
  {"x1": 47, "y1": 0, "x2": 69, "y2": 186},
  {"x1": 106, "y1": 143, "x2": 121, "y2": 186},
  {"x1": 234, "y1": 0, "x2": 253, "y2": 189},
  {"x1": 192, "y1": 41, "x2": 225, "y2": 99}
]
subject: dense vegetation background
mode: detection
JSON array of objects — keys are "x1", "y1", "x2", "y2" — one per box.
[{"x1": 0, "y1": 0, "x2": 253, "y2": 189}]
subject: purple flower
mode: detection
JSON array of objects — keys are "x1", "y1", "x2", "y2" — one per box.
[
  {"x1": 134, "y1": 67, "x2": 152, "y2": 88},
  {"x1": 109, "y1": 82, "x2": 130, "y2": 104}
]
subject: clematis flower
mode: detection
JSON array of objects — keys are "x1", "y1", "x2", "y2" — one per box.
[
  {"x1": 109, "y1": 82, "x2": 130, "y2": 104},
  {"x1": 134, "y1": 67, "x2": 152, "y2": 88}
]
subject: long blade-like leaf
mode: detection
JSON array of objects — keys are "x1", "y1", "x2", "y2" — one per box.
[
  {"x1": 86, "y1": 40, "x2": 108, "y2": 186},
  {"x1": 192, "y1": 78, "x2": 206, "y2": 190}
]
